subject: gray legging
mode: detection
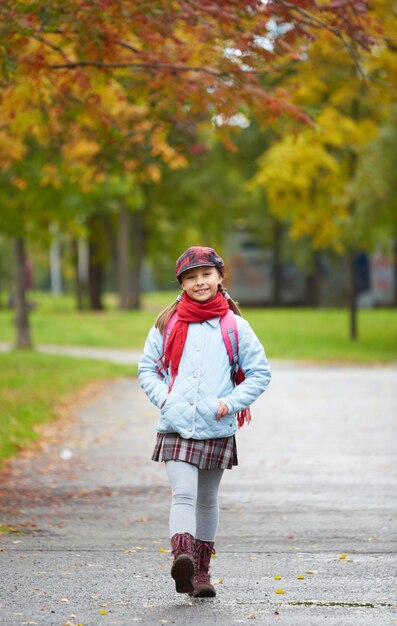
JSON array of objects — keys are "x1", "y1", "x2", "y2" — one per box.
[{"x1": 165, "y1": 460, "x2": 224, "y2": 542}]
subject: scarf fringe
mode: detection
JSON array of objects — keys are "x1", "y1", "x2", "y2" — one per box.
[{"x1": 237, "y1": 407, "x2": 251, "y2": 429}]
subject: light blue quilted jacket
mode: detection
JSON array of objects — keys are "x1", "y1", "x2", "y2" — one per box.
[{"x1": 138, "y1": 314, "x2": 271, "y2": 440}]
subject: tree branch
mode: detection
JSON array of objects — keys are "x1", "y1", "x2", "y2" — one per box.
[
  {"x1": 46, "y1": 59, "x2": 292, "y2": 76},
  {"x1": 31, "y1": 33, "x2": 70, "y2": 61},
  {"x1": 273, "y1": 0, "x2": 370, "y2": 81}
]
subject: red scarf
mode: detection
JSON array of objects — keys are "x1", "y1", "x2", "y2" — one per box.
[{"x1": 162, "y1": 291, "x2": 251, "y2": 427}]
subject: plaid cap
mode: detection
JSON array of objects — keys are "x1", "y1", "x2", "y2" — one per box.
[{"x1": 176, "y1": 246, "x2": 225, "y2": 280}]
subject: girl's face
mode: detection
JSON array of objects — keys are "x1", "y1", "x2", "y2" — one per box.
[{"x1": 180, "y1": 266, "x2": 222, "y2": 303}]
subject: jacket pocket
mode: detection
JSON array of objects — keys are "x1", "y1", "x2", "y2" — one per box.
[{"x1": 208, "y1": 397, "x2": 220, "y2": 418}]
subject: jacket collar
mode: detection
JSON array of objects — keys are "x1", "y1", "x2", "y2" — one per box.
[{"x1": 206, "y1": 317, "x2": 221, "y2": 328}]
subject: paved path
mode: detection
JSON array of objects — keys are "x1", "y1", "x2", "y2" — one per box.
[{"x1": 0, "y1": 362, "x2": 396, "y2": 625}]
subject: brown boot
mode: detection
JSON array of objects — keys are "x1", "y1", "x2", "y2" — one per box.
[
  {"x1": 192, "y1": 539, "x2": 216, "y2": 597},
  {"x1": 170, "y1": 533, "x2": 195, "y2": 593}
]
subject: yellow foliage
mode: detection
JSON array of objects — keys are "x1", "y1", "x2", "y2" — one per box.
[
  {"x1": 145, "y1": 164, "x2": 162, "y2": 183},
  {"x1": 168, "y1": 153, "x2": 188, "y2": 169},
  {"x1": 62, "y1": 139, "x2": 100, "y2": 162},
  {"x1": 10, "y1": 177, "x2": 27, "y2": 191},
  {"x1": 40, "y1": 164, "x2": 62, "y2": 188},
  {"x1": 0, "y1": 131, "x2": 27, "y2": 166}
]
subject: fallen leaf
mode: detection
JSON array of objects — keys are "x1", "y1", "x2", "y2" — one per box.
[
  {"x1": 297, "y1": 575, "x2": 305, "y2": 580},
  {"x1": 339, "y1": 553, "x2": 348, "y2": 560},
  {"x1": 275, "y1": 589, "x2": 285, "y2": 595},
  {"x1": 159, "y1": 548, "x2": 170, "y2": 553},
  {"x1": 213, "y1": 579, "x2": 224, "y2": 584},
  {"x1": 305, "y1": 570, "x2": 318, "y2": 574},
  {"x1": 61, "y1": 598, "x2": 70, "y2": 603},
  {"x1": 274, "y1": 575, "x2": 281, "y2": 580},
  {"x1": 247, "y1": 614, "x2": 256, "y2": 620},
  {"x1": 100, "y1": 609, "x2": 107, "y2": 615}
]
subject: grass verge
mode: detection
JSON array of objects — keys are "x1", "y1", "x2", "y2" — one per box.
[
  {"x1": 0, "y1": 292, "x2": 396, "y2": 362},
  {"x1": 0, "y1": 351, "x2": 133, "y2": 463}
]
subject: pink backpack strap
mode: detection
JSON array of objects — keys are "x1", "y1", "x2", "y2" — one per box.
[
  {"x1": 163, "y1": 309, "x2": 239, "y2": 375},
  {"x1": 220, "y1": 310, "x2": 239, "y2": 372}
]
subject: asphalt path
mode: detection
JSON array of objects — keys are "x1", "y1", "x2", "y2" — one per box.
[{"x1": 0, "y1": 362, "x2": 396, "y2": 626}]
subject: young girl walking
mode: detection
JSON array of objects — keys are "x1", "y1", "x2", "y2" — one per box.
[{"x1": 138, "y1": 246, "x2": 271, "y2": 597}]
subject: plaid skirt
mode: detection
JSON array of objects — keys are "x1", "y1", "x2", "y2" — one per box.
[{"x1": 152, "y1": 432, "x2": 238, "y2": 470}]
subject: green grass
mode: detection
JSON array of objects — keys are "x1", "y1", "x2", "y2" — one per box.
[
  {"x1": 0, "y1": 291, "x2": 396, "y2": 362},
  {"x1": 0, "y1": 292, "x2": 395, "y2": 462},
  {"x1": 0, "y1": 292, "x2": 170, "y2": 349},
  {"x1": 0, "y1": 351, "x2": 133, "y2": 462},
  {"x1": 246, "y1": 308, "x2": 397, "y2": 363}
]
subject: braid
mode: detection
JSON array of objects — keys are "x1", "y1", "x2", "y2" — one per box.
[
  {"x1": 218, "y1": 284, "x2": 243, "y2": 317},
  {"x1": 155, "y1": 300, "x2": 179, "y2": 333}
]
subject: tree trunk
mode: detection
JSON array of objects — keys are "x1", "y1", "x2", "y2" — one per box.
[
  {"x1": 131, "y1": 209, "x2": 145, "y2": 310},
  {"x1": 393, "y1": 238, "x2": 397, "y2": 307},
  {"x1": 12, "y1": 237, "x2": 32, "y2": 349},
  {"x1": 349, "y1": 250, "x2": 358, "y2": 341},
  {"x1": 88, "y1": 214, "x2": 104, "y2": 311},
  {"x1": 305, "y1": 250, "x2": 322, "y2": 307},
  {"x1": 49, "y1": 228, "x2": 63, "y2": 295},
  {"x1": 117, "y1": 207, "x2": 134, "y2": 310},
  {"x1": 272, "y1": 218, "x2": 283, "y2": 306},
  {"x1": 347, "y1": 90, "x2": 362, "y2": 339},
  {"x1": 72, "y1": 238, "x2": 84, "y2": 311}
]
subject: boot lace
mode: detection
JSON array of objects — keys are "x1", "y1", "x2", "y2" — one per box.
[
  {"x1": 171, "y1": 533, "x2": 192, "y2": 556},
  {"x1": 195, "y1": 542, "x2": 216, "y2": 574},
  {"x1": 195, "y1": 569, "x2": 211, "y2": 584}
]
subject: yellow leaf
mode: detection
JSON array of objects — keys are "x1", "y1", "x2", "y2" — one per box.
[
  {"x1": 213, "y1": 579, "x2": 224, "y2": 584},
  {"x1": 275, "y1": 589, "x2": 285, "y2": 594},
  {"x1": 274, "y1": 575, "x2": 282, "y2": 580},
  {"x1": 339, "y1": 553, "x2": 348, "y2": 560},
  {"x1": 159, "y1": 548, "x2": 170, "y2": 553},
  {"x1": 100, "y1": 609, "x2": 107, "y2": 615},
  {"x1": 297, "y1": 575, "x2": 305, "y2": 580},
  {"x1": 146, "y1": 164, "x2": 162, "y2": 183}
]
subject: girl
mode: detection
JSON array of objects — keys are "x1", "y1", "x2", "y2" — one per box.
[{"x1": 138, "y1": 246, "x2": 271, "y2": 598}]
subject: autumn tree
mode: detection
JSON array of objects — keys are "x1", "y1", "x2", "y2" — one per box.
[
  {"x1": 0, "y1": 0, "x2": 377, "y2": 346},
  {"x1": 249, "y1": 1, "x2": 396, "y2": 336}
]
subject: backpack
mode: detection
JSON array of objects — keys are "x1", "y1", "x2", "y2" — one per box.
[
  {"x1": 163, "y1": 309, "x2": 239, "y2": 380},
  {"x1": 162, "y1": 310, "x2": 251, "y2": 428}
]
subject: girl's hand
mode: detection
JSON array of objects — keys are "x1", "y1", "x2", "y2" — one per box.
[{"x1": 216, "y1": 400, "x2": 229, "y2": 421}]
